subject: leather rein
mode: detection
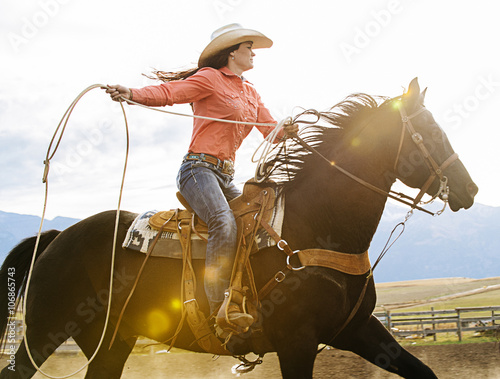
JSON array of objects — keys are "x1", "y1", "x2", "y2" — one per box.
[{"x1": 289, "y1": 105, "x2": 459, "y2": 216}]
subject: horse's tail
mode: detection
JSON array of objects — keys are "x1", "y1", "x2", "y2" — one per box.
[{"x1": 0, "y1": 230, "x2": 61, "y2": 343}]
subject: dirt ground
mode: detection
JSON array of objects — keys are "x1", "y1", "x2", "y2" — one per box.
[{"x1": 2, "y1": 342, "x2": 498, "y2": 378}]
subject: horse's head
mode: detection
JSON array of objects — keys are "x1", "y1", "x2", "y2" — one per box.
[{"x1": 393, "y1": 78, "x2": 478, "y2": 211}]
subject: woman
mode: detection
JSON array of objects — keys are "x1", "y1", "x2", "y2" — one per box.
[{"x1": 105, "y1": 24, "x2": 298, "y2": 332}]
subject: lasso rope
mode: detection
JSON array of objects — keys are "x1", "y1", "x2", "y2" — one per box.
[
  {"x1": 23, "y1": 84, "x2": 129, "y2": 378},
  {"x1": 24, "y1": 84, "x2": 290, "y2": 378},
  {"x1": 124, "y1": 96, "x2": 278, "y2": 126}
]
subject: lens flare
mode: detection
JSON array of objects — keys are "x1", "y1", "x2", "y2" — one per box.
[
  {"x1": 351, "y1": 137, "x2": 360, "y2": 147},
  {"x1": 147, "y1": 309, "x2": 170, "y2": 337},
  {"x1": 171, "y1": 298, "x2": 182, "y2": 311}
]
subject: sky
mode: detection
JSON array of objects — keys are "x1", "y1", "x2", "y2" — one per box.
[{"x1": 1, "y1": 0, "x2": 499, "y2": 220}]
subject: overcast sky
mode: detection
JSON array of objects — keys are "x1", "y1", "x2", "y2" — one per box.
[{"x1": 1, "y1": 0, "x2": 499, "y2": 219}]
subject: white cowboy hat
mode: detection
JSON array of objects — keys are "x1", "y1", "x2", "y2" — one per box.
[{"x1": 198, "y1": 23, "x2": 273, "y2": 67}]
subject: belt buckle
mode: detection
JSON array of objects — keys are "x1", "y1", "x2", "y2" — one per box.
[{"x1": 222, "y1": 160, "x2": 235, "y2": 176}]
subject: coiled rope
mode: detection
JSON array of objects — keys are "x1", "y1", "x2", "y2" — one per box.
[{"x1": 23, "y1": 84, "x2": 129, "y2": 378}]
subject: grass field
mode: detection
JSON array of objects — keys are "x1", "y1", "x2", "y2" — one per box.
[
  {"x1": 374, "y1": 277, "x2": 500, "y2": 346},
  {"x1": 374, "y1": 276, "x2": 500, "y2": 312}
]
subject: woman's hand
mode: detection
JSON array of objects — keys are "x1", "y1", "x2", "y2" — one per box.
[
  {"x1": 103, "y1": 84, "x2": 132, "y2": 102},
  {"x1": 283, "y1": 123, "x2": 299, "y2": 138}
]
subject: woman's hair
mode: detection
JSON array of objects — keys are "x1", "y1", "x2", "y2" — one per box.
[{"x1": 149, "y1": 43, "x2": 241, "y2": 82}]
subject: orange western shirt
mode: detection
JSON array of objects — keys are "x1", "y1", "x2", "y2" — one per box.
[{"x1": 130, "y1": 67, "x2": 281, "y2": 162}]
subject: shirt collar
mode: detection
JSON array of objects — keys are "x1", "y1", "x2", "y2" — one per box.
[{"x1": 219, "y1": 66, "x2": 249, "y2": 83}]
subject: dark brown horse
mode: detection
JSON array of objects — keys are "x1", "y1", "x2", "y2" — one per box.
[{"x1": 0, "y1": 79, "x2": 477, "y2": 378}]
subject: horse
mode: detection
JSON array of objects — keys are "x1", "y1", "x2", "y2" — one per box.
[{"x1": 0, "y1": 78, "x2": 477, "y2": 378}]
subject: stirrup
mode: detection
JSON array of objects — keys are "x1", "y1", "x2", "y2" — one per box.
[{"x1": 216, "y1": 289, "x2": 254, "y2": 334}]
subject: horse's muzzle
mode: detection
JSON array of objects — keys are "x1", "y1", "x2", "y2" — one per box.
[{"x1": 467, "y1": 182, "x2": 479, "y2": 198}]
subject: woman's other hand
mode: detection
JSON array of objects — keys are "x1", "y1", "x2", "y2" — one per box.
[
  {"x1": 283, "y1": 123, "x2": 299, "y2": 138},
  {"x1": 103, "y1": 84, "x2": 132, "y2": 102}
]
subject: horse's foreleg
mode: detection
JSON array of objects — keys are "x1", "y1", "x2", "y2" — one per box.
[
  {"x1": 335, "y1": 315, "x2": 437, "y2": 379},
  {"x1": 81, "y1": 335, "x2": 137, "y2": 379},
  {"x1": 272, "y1": 325, "x2": 319, "y2": 379},
  {"x1": 72, "y1": 312, "x2": 137, "y2": 379}
]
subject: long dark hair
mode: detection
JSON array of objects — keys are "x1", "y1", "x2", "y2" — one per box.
[{"x1": 147, "y1": 43, "x2": 241, "y2": 82}]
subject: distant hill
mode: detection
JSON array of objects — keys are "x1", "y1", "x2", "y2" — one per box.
[
  {"x1": 369, "y1": 202, "x2": 500, "y2": 282},
  {"x1": 0, "y1": 203, "x2": 498, "y2": 283},
  {"x1": 0, "y1": 210, "x2": 79, "y2": 262}
]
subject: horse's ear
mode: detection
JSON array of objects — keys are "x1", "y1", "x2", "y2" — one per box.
[
  {"x1": 420, "y1": 87, "x2": 427, "y2": 105},
  {"x1": 403, "y1": 77, "x2": 421, "y2": 110}
]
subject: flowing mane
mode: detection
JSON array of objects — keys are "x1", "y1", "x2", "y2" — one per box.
[{"x1": 264, "y1": 93, "x2": 398, "y2": 193}]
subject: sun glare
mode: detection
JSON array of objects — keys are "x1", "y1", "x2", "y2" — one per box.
[
  {"x1": 171, "y1": 298, "x2": 182, "y2": 311},
  {"x1": 147, "y1": 310, "x2": 170, "y2": 337},
  {"x1": 351, "y1": 137, "x2": 361, "y2": 147}
]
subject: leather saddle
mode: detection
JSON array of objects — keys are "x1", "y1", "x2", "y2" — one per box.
[{"x1": 148, "y1": 180, "x2": 277, "y2": 244}]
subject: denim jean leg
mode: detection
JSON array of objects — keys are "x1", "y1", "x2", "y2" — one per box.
[
  {"x1": 221, "y1": 176, "x2": 242, "y2": 202},
  {"x1": 176, "y1": 161, "x2": 239, "y2": 313}
]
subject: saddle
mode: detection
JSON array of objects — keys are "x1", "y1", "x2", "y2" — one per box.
[
  {"x1": 149, "y1": 181, "x2": 276, "y2": 239},
  {"x1": 147, "y1": 180, "x2": 277, "y2": 355}
]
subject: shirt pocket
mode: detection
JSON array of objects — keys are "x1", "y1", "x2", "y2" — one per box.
[{"x1": 223, "y1": 90, "x2": 241, "y2": 110}]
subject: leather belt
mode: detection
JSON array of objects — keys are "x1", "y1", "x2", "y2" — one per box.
[{"x1": 185, "y1": 153, "x2": 235, "y2": 176}]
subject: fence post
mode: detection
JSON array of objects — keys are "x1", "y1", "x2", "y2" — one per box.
[
  {"x1": 431, "y1": 307, "x2": 436, "y2": 341},
  {"x1": 387, "y1": 310, "x2": 392, "y2": 335},
  {"x1": 457, "y1": 309, "x2": 462, "y2": 342}
]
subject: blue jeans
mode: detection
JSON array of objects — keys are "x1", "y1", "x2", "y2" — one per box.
[{"x1": 176, "y1": 160, "x2": 241, "y2": 312}]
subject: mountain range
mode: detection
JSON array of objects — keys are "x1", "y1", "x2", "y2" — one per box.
[{"x1": 0, "y1": 202, "x2": 498, "y2": 283}]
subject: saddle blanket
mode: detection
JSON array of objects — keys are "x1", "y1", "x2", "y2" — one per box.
[{"x1": 122, "y1": 196, "x2": 285, "y2": 259}]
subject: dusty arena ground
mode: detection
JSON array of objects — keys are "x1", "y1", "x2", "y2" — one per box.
[{"x1": 1, "y1": 342, "x2": 498, "y2": 378}]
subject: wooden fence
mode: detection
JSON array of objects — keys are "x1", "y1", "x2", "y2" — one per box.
[{"x1": 374, "y1": 305, "x2": 500, "y2": 341}]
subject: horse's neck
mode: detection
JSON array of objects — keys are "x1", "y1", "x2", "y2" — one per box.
[{"x1": 282, "y1": 156, "x2": 394, "y2": 254}]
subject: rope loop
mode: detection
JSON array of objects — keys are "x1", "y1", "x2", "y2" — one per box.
[{"x1": 23, "y1": 84, "x2": 129, "y2": 378}]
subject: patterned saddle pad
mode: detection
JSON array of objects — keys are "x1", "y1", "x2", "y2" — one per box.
[{"x1": 122, "y1": 192, "x2": 284, "y2": 259}]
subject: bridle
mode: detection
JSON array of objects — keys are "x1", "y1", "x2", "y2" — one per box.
[
  {"x1": 393, "y1": 105, "x2": 459, "y2": 214},
  {"x1": 289, "y1": 104, "x2": 459, "y2": 216}
]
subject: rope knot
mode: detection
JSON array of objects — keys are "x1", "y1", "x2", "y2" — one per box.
[{"x1": 42, "y1": 160, "x2": 50, "y2": 184}]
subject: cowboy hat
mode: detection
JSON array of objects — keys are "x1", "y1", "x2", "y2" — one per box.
[{"x1": 198, "y1": 23, "x2": 273, "y2": 67}]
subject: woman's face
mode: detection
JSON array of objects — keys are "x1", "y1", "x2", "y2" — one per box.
[{"x1": 230, "y1": 42, "x2": 255, "y2": 72}]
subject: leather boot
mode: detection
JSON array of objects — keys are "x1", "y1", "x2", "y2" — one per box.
[{"x1": 226, "y1": 303, "x2": 254, "y2": 326}]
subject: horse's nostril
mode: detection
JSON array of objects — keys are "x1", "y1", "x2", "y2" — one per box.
[{"x1": 467, "y1": 182, "x2": 479, "y2": 197}]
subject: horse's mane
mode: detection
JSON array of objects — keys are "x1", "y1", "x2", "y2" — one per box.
[{"x1": 264, "y1": 93, "x2": 394, "y2": 190}]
